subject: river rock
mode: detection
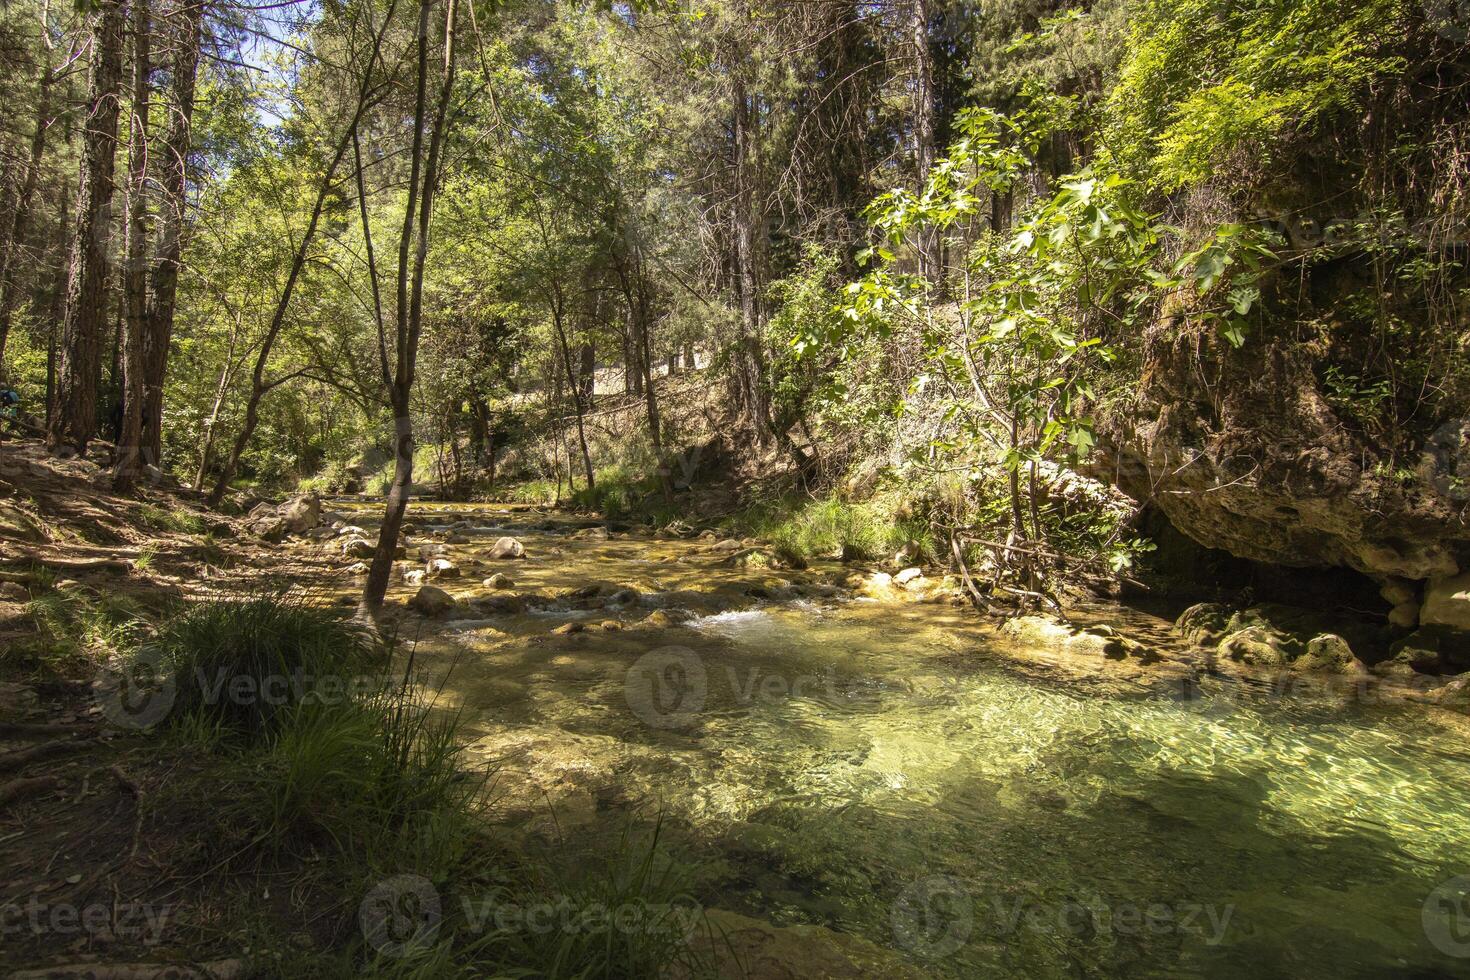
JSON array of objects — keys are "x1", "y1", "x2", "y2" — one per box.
[
  {"x1": 342, "y1": 537, "x2": 375, "y2": 559},
  {"x1": 1002, "y1": 615, "x2": 1151, "y2": 661},
  {"x1": 345, "y1": 562, "x2": 370, "y2": 577},
  {"x1": 252, "y1": 516, "x2": 288, "y2": 542},
  {"x1": 723, "y1": 548, "x2": 773, "y2": 569},
  {"x1": 894, "y1": 567, "x2": 924, "y2": 586},
  {"x1": 426, "y1": 557, "x2": 460, "y2": 579},
  {"x1": 484, "y1": 573, "x2": 515, "y2": 589},
  {"x1": 1421, "y1": 572, "x2": 1470, "y2": 631},
  {"x1": 279, "y1": 493, "x2": 321, "y2": 534},
  {"x1": 337, "y1": 525, "x2": 366, "y2": 538},
  {"x1": 1385, "y1": 625, "x2": 1470, "y2": 675},
  {"x1": 477, "y1": 593, "x2": 527, "y2": 615},
  {"x1": 489, "y1": 536, "x2": 525, "y2": 559},
  {"x1": 1192, "y1": 603, "x2": 1380, "y2": 673},
  {"x1": 709, "y1": 538, "x2": 743, "y2": 553},
  {"x1": 600, "y1": 620, "x2": 622, "y2": 631},
  {"x1": 551, "y1": 622, "x2": 584, "y2": 635},
  {"x1": 403, "y1": 568, "x2": 427, "y2": 587},
  {"x1": 408, "y1": 585, "x2": 456, "y2": 616},
  {"x1": 446, "y1": 532, "x2": 471, "y2": 544}
]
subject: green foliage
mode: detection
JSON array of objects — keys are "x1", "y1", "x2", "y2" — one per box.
[
  {"x1": 1106, "y1": 0, "x2": 1412, "y2": 190},
  {"x1": 23, "y1": 586, "x2": 144, "y2": 671}
]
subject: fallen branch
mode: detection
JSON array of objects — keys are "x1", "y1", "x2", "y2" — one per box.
[{"x1": 948, "y1": 533, "x2": 991, "y2": 612}]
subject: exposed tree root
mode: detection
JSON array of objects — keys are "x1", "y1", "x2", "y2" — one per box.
[
  {"x1": 0, "y1": 774, "x2": 61, "y2": 808},
  {"x1": 0, "y1": 737, "x2": 97, "y2": 774}
]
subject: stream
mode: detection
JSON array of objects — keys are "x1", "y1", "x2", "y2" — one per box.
[{"x1": 325, "y1": 501, "x2": 1470, "y2": 978}]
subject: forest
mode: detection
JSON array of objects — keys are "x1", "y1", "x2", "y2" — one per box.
[{"x1": 1, "y1": 0, "x2": 1469, "y2": 976}]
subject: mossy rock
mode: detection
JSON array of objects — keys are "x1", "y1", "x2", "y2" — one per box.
[
  {"x1": 1387, "y1": 625, "x2": 1470, "y2": 674},
  {"x1": 1203, "y1": 603, "x2": 1376, "y2": 672},
  {"x1": 1177, "y1": 602, "x2": 1232, "y2": 646}
]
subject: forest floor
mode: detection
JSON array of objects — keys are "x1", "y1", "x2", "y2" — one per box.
[{"x1": 0, "y1": 437, "x2": 361, "y2": 978}]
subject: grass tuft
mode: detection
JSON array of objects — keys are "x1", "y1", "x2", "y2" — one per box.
[{"x1": 155, "y1": 592, "x2": 377, "y2": 740}]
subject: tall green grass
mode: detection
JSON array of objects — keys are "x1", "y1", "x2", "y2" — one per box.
[{"x1": 154, "y1": 593, "x2": 377, "y2": 739}]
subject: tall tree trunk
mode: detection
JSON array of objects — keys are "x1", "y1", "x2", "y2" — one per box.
[
  {"x1": 911, "y1": 0, "x2": 936, "y2": 279},
  {"x1": 577, "y1": 340, "x2": 594, "y2": 403},
  {"x1": 361, "y1": 0, "x2": 458, "y2": 615},
  {"x1": 140, "y1": 0, "x2": 203, "y2": 467},
  {"x1": 116, "y1": 0, "x2": 152, "y2": 492},
  {"x1": 48, "y1": 0, "x2": 126, "y2": 456},
  {"x1": 0, "y1": 55, "x2": 54, "y2": 376},
  {"x1": 730, "y1": 69, "x2": 770, "y2": 441},
  {"x1": 45, "y1": 184, "x2": 69, "y2": 427}
]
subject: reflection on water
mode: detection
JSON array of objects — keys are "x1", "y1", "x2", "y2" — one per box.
[{"x1": 331, "y1": 501, "x2": 1470, "y2": 978}]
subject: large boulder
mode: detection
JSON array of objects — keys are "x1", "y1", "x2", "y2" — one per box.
[
  {"x1": 408, "y1": 585, "x2": 456, "y2": 617},
  {"x1": 252, "y1": 516, "x2": 288, "y2": 543},
  {"x1": 488, "y1": 536, "x2": 525, "y2": 559},
  {"x1": 279, "y1": 493, "x2": 321, "y2": 534}
]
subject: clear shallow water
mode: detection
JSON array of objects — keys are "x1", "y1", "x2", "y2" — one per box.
[{"x1": 332, "y1": 502, "x2": 1470, "y2": 978}]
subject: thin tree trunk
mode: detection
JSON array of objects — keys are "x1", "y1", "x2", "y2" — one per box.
[
  {"x1": 730, "y1": 69, "x2": 769, "y2": 441},
  {"x1": 44, "y1": 184, "x2": 69, "y2": 426},
  {"x1": 911, "y1": 0, "x2": 936, "y2": 280},
  {"x1": 361, "y1": 0, "x2": 458, "y2": 615},
  {"x1": 140, "y1": 0, "x2": 203, "y2": 466},
  {"x1": 116, "y1": 0, "x2": 152, "y2": 492},
  {"x1": 48, "y1": 0, "x2": 126, "y2": 456},
  {"x1": 0, "y1": 56, "x2": 54, "y2": 376},
  {"x1": 548, "y1": 282, "x2": 594, "y2": 489},
  {"x1": 192, "y1": 313, "x2": 241, "y2": 489}
]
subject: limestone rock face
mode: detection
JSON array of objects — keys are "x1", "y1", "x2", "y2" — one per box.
[{"x1": 1101, "y1": 327, "x2": 1468, "y2": 583}]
